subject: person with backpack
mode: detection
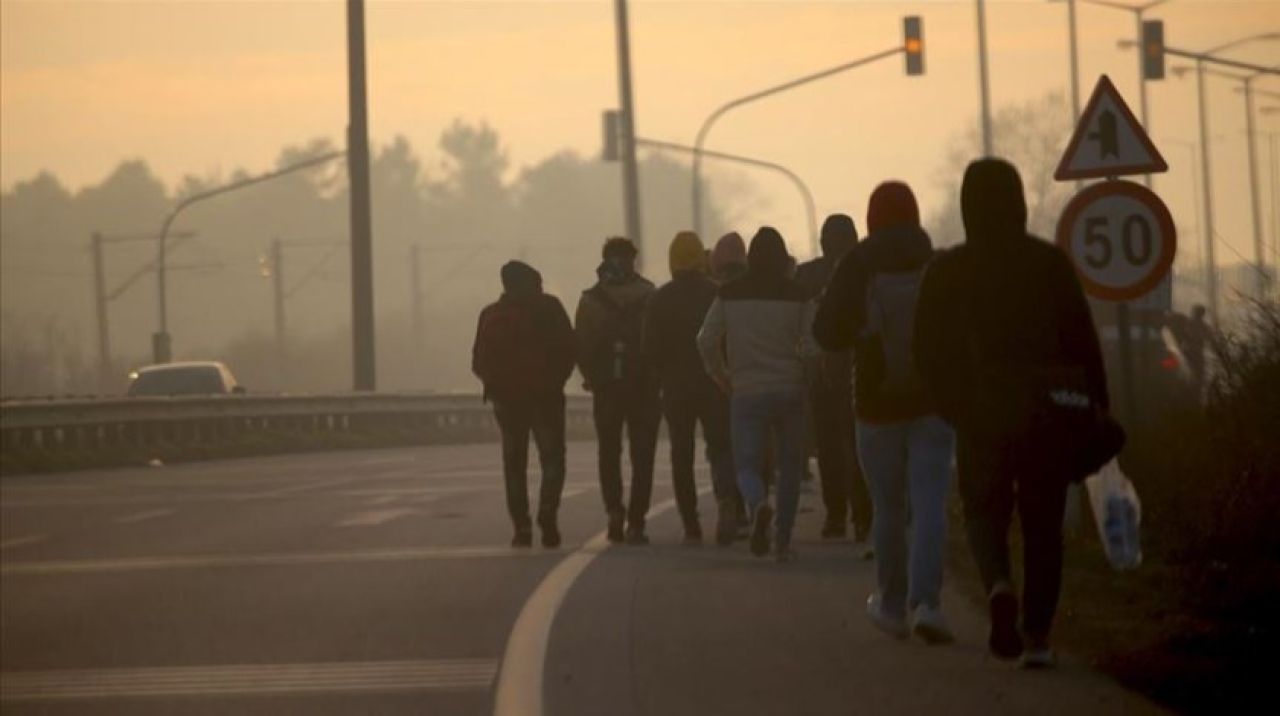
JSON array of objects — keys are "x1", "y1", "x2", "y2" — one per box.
[
  {"x1": 814, "y1": 182, "x2": 955, "y2": 645},
  {"x1": 472, "y1": 261, "x2": 577, "y2": 548},
  {"x1": 575, "y1": 237, "x2": 661, "y2": 545},
  {"x1": 643, "y1": 231, "x2": 737, "y2": 545},
  {"x1": 697, "y1": 227, "x2": 817, "y2": 562},
  {"x1": 914, "y1": 159, "x2": 1116, "y2": 668},
  {"x1": 796, "y1": 214, "x2": 873, "y2": 551}
]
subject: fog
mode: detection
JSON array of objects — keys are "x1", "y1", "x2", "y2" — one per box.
[{"x1": 1, "y1": 0, "x2": 1276, "y2": 396}]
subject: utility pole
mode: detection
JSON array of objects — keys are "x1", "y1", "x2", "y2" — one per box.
[
  {"x1": 347, "y1": 0, "x2": 376, "y2": 391},
  {"x1": 976, "y1": 0, "x2": 994, "y2": 156},
  {"x1": 1242, "y1": 78, "x2": 1267, "y2": 299},
  {"x1": 272, "y1": 238, "x2": 286, "y2": 357},
  {"x1": 409, "y1": 244, "x2": 424, "y2": 365},
  {"x1": 90, "y1": 233, "x2": 110, "y2": 391},
  {"x1": 1195, "y1": 59, "x2": 1220, "y2": 324},
  {"x1": 613, "y1": 0, "x2": 644, "y2": 267}
]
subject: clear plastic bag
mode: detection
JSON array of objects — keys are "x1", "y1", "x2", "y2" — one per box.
[{"x1": 1084, "y1": 459, "x2": 1143, "y2": 570}]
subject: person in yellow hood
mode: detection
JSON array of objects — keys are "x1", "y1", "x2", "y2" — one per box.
[{"x1": 643, "y1": 231, "x2": 739, "y2": 545}]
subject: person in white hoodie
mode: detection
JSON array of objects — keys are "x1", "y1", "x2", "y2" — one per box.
[{"x1": 697, "y1": 227, "x2": 817, "y2": 562}]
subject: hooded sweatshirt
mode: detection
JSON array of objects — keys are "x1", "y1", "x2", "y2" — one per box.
[
  {"x1": 913, "y1": 159, "x2": 1108, "y2": 433},
  {"x1": 472, "y1": 261, "x2": 576, "y2": 403},
  {"x1": 813, "y1": 182, "x2": 935, "y2": 422},
  {"x1": 644, "y1": 232, "x2": 721, "y2": 395},
  {"x1": 710, "y1": 232, "x2": 748, "y2": 284},
  {"x1": 697, "y1": 228, "x2": 817, "y2": 396}
]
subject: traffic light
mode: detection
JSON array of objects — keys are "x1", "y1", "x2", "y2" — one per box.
[
  {"x1": 602, "y1": 110, "x2": 620, "y2": 162},
  {"x1": 1142, "y1": 20, "x2": 1165, "y2": 80},
  {"x1": 903, "y1": 16, "x2": 924, "y2": 76}
]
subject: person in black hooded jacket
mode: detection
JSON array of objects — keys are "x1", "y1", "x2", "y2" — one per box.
[
  {"x1": 796, "y1": 214, "x2": 873, "y2": 545},
  {"x1": 473, "y1": 261, "x2": 577, "y2": 548},
  {"x1": 913, "y1": 158, "x2": 1109, "y2": 667}
]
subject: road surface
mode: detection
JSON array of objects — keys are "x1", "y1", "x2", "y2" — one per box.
[{"x1": 0, "y1": 442, "x2": 1162, "y2": 714}]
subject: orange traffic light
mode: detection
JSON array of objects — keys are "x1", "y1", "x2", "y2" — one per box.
[{"x1": 904, "y1": 16, "x2": 924, "y2": 76}]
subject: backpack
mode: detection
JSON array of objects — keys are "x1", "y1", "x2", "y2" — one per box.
[
  {"x1": 476, "y1": 299, "x2": 550, "y2": 402},
  {"x1": 862, "y1": 269, "x2": 926, "y2": 399},
  {"x1": 585, "y1": 287, "x2": 647, "y2": 388}
]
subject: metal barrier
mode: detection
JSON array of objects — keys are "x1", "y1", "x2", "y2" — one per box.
[{"x1": 0, "y1": 393, "x2": 594, "y2": 472}]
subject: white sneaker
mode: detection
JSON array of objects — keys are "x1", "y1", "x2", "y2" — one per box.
[
  {"x1": 910, "y1": 604, "x2": 955, "y2": 645},
  {"x1": 1020, "y1": 645, "x2": 1057, "y2": 669},
  {"x1": 865, "y1": 594, "x2": 909, "y2": 640}
]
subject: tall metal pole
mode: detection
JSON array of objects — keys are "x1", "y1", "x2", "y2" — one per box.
[
  {"x1": 347, "y1": 0, "x2": 376, "y2": 391},
  {"x1": 1067, "y1": 0, "x2": 1081, "y2": 123},
  {"x1": 976, "y1": 0, "x2": 994, "y2": 155},
  {"x1": 1243, "y1": 78, "x2": 1268, "y2": 298},
  {"x1": 91, "y1": 232, "x2": 111, "y2": 390},
  {"x1": 613, "y1": 0, "x2": 644, "y2": 265},
  {"x1": 1195, "y1": 59, "x2": 1220, "y2": 324},
  {"x1": 272, "y1": 239, "x2": 286, "y2": 357},
  {"x1": 409, "y1": 244, "x2": 424, "y2": 366}
]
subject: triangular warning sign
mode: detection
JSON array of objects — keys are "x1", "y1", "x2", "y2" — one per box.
[{"x1": 1055, "y1": 75, "x2": 1167, "y2": 181}]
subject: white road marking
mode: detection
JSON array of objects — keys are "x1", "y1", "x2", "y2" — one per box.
[
  {"x1": 365, "y1": 494, "x2": 401, "y2": 506},
  {"x1": 2, "y1": 545, "x2": 552, "y2": 575},
  {"x1": 0, "y1": 534, "x2": 46, "y2": 551},
  {"x1": 336, "y1": 508, "x2": 419, "y2": 527},
  {"x1": 0, "y1": 658, "x2": 496, "y2": 701},
  {"x1": 492, "y1": 491, "x2": 698, "y2": 716},
  {"x1": 113, "y1": 509, "x2": 175, "y2": 525}
]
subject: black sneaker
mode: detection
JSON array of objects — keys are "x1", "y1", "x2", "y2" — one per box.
[
  {"x1": 606, "y1": 512, "x2": 625, "y2": 544},
  {"x1": 511, "y1": 530, "x2": 533, "y2": 548},
  {"x1": 538, "y1": 515, "x2": 561, "y2": 549},
  {"x1": 749, "y1": 502, "x2": 774, "y2": 557},
  {"x1": 988, "y1": 588, "x2": 1023, "y2": 660}
]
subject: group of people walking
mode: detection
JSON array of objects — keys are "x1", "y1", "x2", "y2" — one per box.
[{"x1": 472, "y1": 158, "x2": 1114, "y2": 668}]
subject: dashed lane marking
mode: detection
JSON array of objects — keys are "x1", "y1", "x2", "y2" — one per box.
[
  {"x1": 1, "y1": 545, "x2": 554, "y2": 576},
  {"x1": 0, "y1": 658, "x2": 496, "y2": 702},
  {"x1": 0, "y1": 534, "x2": 47, "y2": 551},
  {"x1": 336, "y1": 508, "x2": 420, "y2": 527},
  {"x1": 113, "y1": 509, "x2": 175, "y2": 525}
]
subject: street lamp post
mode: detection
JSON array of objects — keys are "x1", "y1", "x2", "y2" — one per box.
[
  {"x1": 613, "y1": 0, "x2": 644, "y2": 266},
  {"x1": 1163, "y1": 33, "x2": 1280, "y2": 324},
  {"x1": 152, "y1": 151, "x2": 344, "y2": 364},
  {"x1": 640, "y1": 137, "x2": 818, "y2": 257},
  {"x1": 690, "y1": 44, "x2": 906, "y2": 237}
]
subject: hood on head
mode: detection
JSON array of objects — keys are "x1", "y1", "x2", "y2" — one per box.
[
  {"x1": 820, "y1": 214, "x2": 858, "y2": 258},
  {"x1": 866, "y1": 181, "x2": 921, "y2": 234},
  {"x1": 747, "y1": 227, "x2": 791, "y2": 278},
  {"x1": 500, "y1": 260, "x2": 542, "y2": 295},
  {"x1": 961, "y1": 158, "x2": 1028, "y2": 246},
  {"x1": 711, "y1": 232, "x2": 747, "y2": 275},
  {"x1": 668, "y1": 231, "x2": 707, "y2": 276}
]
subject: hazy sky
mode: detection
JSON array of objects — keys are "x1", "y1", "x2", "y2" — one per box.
[{"x1": 2, "y1": 0, "x2": 1278, "y2": 261}]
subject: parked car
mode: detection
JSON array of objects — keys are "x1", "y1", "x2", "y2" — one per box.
[
  {"x1": 1093, "y1": 307, "x2": 1198, "y2": 422},
  {"x1": 127, "y1": 361, "x2": 244, "y2": 397}
]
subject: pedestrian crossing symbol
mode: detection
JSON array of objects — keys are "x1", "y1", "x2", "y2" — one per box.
[{"x1": 1055, "y1": 75, "x2": 1167, "y2": 181}]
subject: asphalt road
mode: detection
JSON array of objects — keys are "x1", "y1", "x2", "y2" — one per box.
[{"x1": 1, "y1": 442, "x2": 1163, "y2": 715}]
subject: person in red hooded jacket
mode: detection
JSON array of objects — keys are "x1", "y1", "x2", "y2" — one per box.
[{"x1": 814, "y1": 182, "x2": 956, "y2": 646}]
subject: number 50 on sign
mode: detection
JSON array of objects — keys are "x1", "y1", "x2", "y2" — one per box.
[{"x1": 1055, "y1": 181, "x2": 1176, "y2": 302}]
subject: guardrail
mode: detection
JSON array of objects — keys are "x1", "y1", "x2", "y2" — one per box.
[{"x1": 0, "y1": 393, "x2": 595, "y2": 474}]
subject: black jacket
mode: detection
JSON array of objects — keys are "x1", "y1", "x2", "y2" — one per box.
[
  {"x1": 643, "y1": 271, "x2": 719, "y2": 395},
  {"x1": 912, "y1": 159, "x2": 1108, "y2": 433},
  {"x1": 813, "y1": 225, "x2": 935, "y2": 422}
]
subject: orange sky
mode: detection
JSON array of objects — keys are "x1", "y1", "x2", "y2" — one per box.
[{"x1": 2, "y1": 0, "x2": 1278, "y2": 260}]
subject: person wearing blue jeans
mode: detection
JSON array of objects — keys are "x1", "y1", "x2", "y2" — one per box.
[
  {"x1": 814, "y1": 181, "x2": 956, "y2": 643},
  {"x1": 731, "y1": 390, "x2": 807, "y2": 554},
  {"x1": 856, "y1": 415, "x2": 955, "y2": 640},
  {"x1": 698, "y1": 227, "x2": 817, "y2": 561}
]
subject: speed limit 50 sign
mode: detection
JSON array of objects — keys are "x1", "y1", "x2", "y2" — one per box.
[{"x1": 1055, "y1": 181, "x2": 1176, "y2": 302}]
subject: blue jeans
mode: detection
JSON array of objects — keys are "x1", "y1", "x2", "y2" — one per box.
[
  {"x1": 856, "y1": 415, "x2": 955, "y2": 616},
  {"x1": 731, "y1": 390, "x2": 806, "y2": 544}
]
